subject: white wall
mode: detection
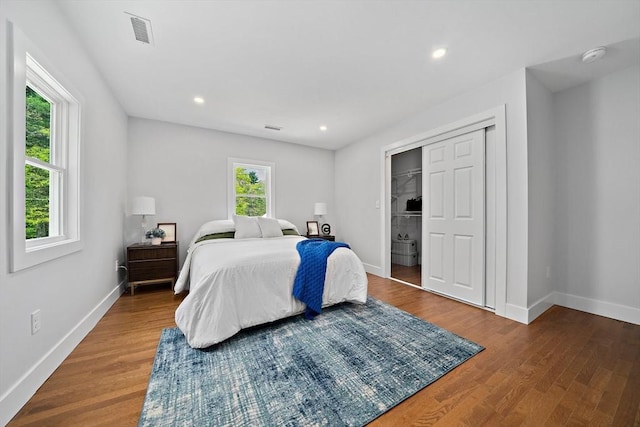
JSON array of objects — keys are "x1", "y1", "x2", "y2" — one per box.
[
  {"x1": 552, "y1": 65, "x2": 640, "y2": 323},
  {"x1": 525, "y1": 71, "x2": 556, "y2": 310},
  {"x1": 126, "y1": 118, "x2": 335, "y2": 262},
  {"x1": 335, "y1": 69, "x2": 529, "y2": 312},
  {"x1": 0, "y1": 1, "x2": 128, "y2": 424}
]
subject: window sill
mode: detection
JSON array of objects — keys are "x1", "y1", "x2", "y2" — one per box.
[{"x1": 12, "y1": 237, "x2": 82, "y2": 272}]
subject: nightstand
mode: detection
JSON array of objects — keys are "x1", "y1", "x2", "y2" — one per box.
[
  {"x1": 306, "y1": 235, "x2": 335, "y2": 241},
  {"x1": 127, "y1": 242, "x2": 179, "y2": 295}
]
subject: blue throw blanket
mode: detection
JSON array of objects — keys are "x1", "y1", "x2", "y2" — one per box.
[{"x1": 292, "y1": 239, "x2": 350, "y2": 319}]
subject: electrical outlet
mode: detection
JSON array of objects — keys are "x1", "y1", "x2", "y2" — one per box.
[
  {"x1": 31, "y1": 309, "x2": 41, "y2": 335},
  {"x1": 546, "y1": 266, "x2": 551, "y2": 279},
  {"x1": 115, "y1": 259, "x2": 119, "y2": 272}
]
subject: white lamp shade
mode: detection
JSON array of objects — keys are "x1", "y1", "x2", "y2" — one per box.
[
  {"x1": 131, "y1": 196, "x2": 156, "y2": 215},
  {"x1": 314, "y1": 202, "x2": 327, "y2": 216}
]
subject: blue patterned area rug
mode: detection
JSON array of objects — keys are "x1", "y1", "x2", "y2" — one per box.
[{"x1": 139, "y1": 297, "x2": 483, "y2": 426}]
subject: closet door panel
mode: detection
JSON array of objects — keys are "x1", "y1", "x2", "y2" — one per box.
[{"x1": 423, "y1": 129, "x2": 485, "y2": 305}]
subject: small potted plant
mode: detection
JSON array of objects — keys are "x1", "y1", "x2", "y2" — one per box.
[{"x1": 145, "y1": 227, "x2": 166, "y2": 245}]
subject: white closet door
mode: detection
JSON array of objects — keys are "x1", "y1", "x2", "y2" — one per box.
[{"x1": 422, "y1": 129, "x2": 485, "y2": 305}]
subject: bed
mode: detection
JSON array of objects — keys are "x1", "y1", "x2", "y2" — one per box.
[{"x1": 174, "y1": 218, "x2": 368, "y2": 348}]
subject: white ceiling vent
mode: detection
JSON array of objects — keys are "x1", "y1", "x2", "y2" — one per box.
[{"x1": 125, "y1": 12, "x2": 154, "y2": 45}]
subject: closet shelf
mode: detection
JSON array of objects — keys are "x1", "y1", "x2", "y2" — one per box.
[
  {"x1": 392, "y1": 211, "x2": 422, "y2": 217},
  {"x1": 392, "y1": 167, "x2": 422, "y2": 178}
]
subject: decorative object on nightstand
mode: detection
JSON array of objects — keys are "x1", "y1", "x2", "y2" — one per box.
[
  {"x1": 157, "y1": 222, "x2": 177, "y2": 243},
  {"x1": 127, "y1": 242, "x2": 179, "y2": 295},
  {"x1": 306, "y1": 221, "x2": 320, "y2": 236},
  {"x1": 321, "y1": 223, "x2": 331, "y2": 235},
  {"x1": 145, "y1": 227, "x2": 166, "y2": 245},
  {"x1": 131, "y1": 196, "x2": 156, "y2": 243},
  {"x1": 314, "y1": 202, "x2": 331, "y2": 235}
]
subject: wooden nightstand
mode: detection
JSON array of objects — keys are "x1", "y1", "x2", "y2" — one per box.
[
  {"x1": 127, "y1": 242, "x2": 179, "y2": 295},
  {"x1": 306, "y1": 235, "x2": 336, "y2": 241}
]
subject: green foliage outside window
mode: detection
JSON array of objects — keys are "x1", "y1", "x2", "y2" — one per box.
[
  {"x1": 235, "y1": 167, "x2": 266, "y2": 216},
  {"x1": 25, "y1": 86, "x2": 52, "y2": 239}
]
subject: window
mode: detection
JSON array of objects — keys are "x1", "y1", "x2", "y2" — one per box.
[
  {"x1": 9, "y1": 23, "x2": 82, "y2": 271},
  {"x1": 228, "y1": 158, "x2": 275, "y2": 218},
  {"x1": 25, "y1": 83, "x2": 59, "y2": 240}
]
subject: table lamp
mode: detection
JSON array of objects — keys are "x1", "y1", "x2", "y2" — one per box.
[
  {"x1": 314, "y1": 202, "x2": 331, "y2": 235},
  {"x1": 132, "y1": 196, "x2": 156, "y2": 243}
]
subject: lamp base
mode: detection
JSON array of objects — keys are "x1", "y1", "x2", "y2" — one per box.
[{"x1": 141, "y1": 216, "x2": 148, "y2": 243}]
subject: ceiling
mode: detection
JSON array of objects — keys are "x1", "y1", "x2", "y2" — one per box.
[
  {"x1": 57, "y1": 0, "x2": 640, "y2": 150},
  {"x1": 529, "y1": 38, "x2": 640, "y2": 93}
]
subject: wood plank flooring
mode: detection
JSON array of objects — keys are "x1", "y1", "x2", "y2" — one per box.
[
  {"x1": 391, "y1": 263, "x2": 421, "y2": 286},
  {"x1": 9, "y1": 276, "x2": 640, "y2": 426}
]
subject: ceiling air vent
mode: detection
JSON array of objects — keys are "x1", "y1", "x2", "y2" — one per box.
[
  {"x1": 264, "y1": 125, "x2": 282, "y2": 131},
  {"x1": 125, "y1": 12, "x2": 154, "y2": 45}
]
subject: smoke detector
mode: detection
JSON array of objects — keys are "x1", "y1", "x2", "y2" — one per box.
[
  {"x1": 125, "y1": 12, "x2": 154, "y2": 45},
  {"x1": 582, "y1": 47, "x2": 606, "y2": 63}
]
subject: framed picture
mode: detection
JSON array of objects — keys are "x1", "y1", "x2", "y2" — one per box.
[
  {"x1": 157, "y1": 222, "x2": 177, "y2": 243},
  {"x1": 306, "y1": 221, "x2": 320, "y2": 236}
]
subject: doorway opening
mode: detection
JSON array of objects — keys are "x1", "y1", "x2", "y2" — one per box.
[{"x1": 390, "y1": 148, "x2": 422, "y2": 286}]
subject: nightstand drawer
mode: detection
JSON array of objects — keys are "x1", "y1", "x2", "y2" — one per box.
[
  {"x1": 128, "y1": 259, "x2": 176, "y2": 282},
  {"x1": 128, "y1": 246, "x2": 176, "y2": 261}
]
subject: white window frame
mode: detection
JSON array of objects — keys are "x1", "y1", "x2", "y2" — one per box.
[
  {"x1": 227, "y1": 158, "x2": 275, "y2": 219},
  {"x1": 25, "y1": 58, "x2": 65, "y2": 245},
  {"x1": 9, "y1": 23, "x2": 82, "y2": 272}
]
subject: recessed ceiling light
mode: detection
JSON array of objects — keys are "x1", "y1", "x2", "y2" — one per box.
[
  {"x1": 319, "y1": 125, "x2": 328, "y2": 131},
  {"x1": 193, "y1": 96, "x2": 205, "y2": 104},
  {"x1": 432, "y1": 48, "x2": 447, "y2": 59}
]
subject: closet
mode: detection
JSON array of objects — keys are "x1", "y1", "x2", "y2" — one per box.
[
  {"x1": 386, "y1": 120, "x2": 499, "y2": 310},
  {"x1": 390, "y1": 148, "x2": 422, "y2": 286}
]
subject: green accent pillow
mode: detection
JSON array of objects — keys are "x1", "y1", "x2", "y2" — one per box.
[
  {"x1": 195, "y1": 232, "x2": 235, "y2": 243},
  {"x1": 195, "y1": 228, "x2": 299, "y2": 243}
]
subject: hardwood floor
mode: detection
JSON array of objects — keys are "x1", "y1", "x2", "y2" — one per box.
[
  {"x1": 9, "y1": 276, "x2": 640, "y2": 426},
  {"x1": 391, "y1": 263, "x2": 421, "y2": 286}
]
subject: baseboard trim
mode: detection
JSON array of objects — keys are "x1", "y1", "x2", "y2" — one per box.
[
  {"x1": 553, "y1": 292, "x2": 640, "y2": 325},
  {"x1": 518, "y1": 291, "x2": 640, "y2": 326},
  {"x1": 526, "y1": 293, "x2": 555, "y2": 324},
  {"x1": 504, "y1": 303, "x2": 529, "y2": 324},
  {"x1": 0, "y1": 281, "x2": 125, "y2": 426},
  {"x1": 362, "y1": 263, "x2": 383, "y2": 277}
]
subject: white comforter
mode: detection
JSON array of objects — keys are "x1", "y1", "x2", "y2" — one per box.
[{"x1": 174, "y1": 236, "x2": 368, "y2": 348}]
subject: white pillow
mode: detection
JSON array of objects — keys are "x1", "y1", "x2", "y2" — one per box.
[
  {"x1": 277, "y1": 219, "x2": 300, "y2": 234},
  {"x1": 233, "y1": 215, "x2": 262, "y2": 239},
  {"x1": 189, "y1": 219, "x2": 235, "y2": 246},
  {"x1": 189, "y1": 217, "x2": 299, "y2": 245},
  {"x1": 258, "y1": 217, "x2": 284, "y2": 238}
]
